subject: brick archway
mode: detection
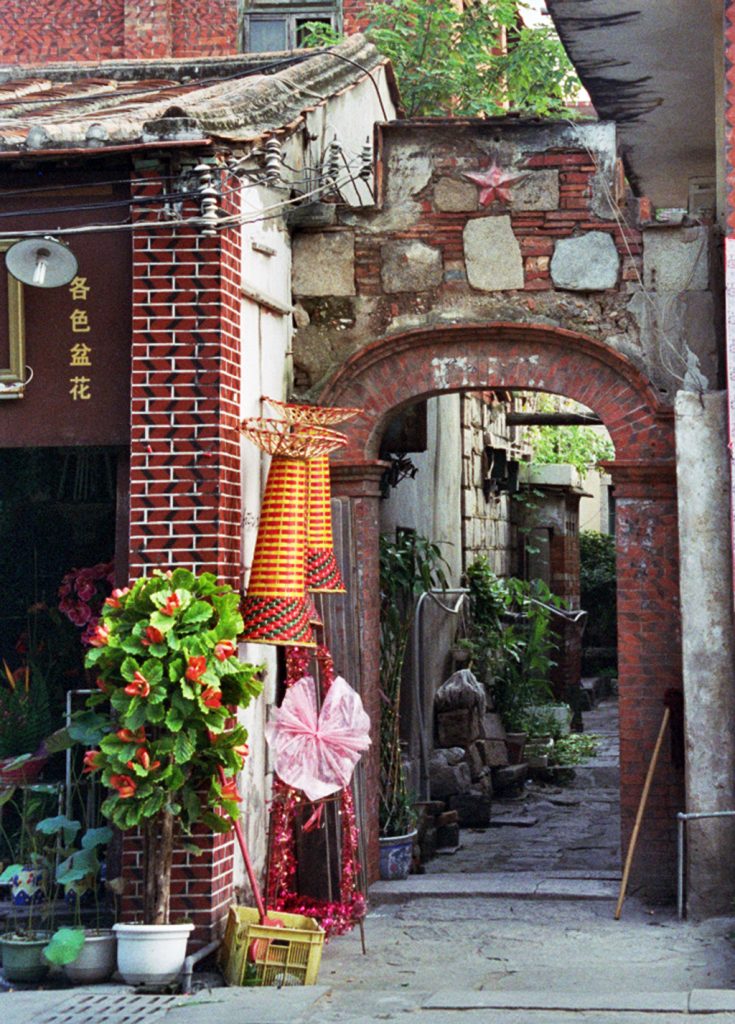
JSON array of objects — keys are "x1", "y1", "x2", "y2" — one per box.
[{"x1": 321, "y1": 322, "x2": 683, "y2": 899}]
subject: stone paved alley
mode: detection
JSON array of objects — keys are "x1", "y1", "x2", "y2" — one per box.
[{"x1": 7, "y1": 696, "x2": 735, "y2": 1024}]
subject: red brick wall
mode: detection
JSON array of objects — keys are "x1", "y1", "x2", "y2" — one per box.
[
  {"x1": 322, "y1": 326, "x2": 682, "y2": 896},
  {"x1": 123, "y1": 161, "x2": 243, "y2": 940},
  {"x1": 0, "y1": 0, "x2": 125, "y2": 63},
  {"x1": 0, "y1": 0, "x2": 237, "y2": 63},
  {"x1": 344, "y1": 0, "x2": 372, "y2": 34}
]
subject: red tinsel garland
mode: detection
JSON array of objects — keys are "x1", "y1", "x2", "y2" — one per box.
[{"x1": 266, "y1": 645, "x2": 366, "y2": 938}]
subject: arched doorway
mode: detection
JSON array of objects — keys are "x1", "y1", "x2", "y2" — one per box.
[{"x1": 320, "y1": 322, "x2": 682, "y2": 901}]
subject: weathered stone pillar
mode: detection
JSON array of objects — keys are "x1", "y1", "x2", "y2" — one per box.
[
  {"x1": 609, "y1": 460, "x2": 685, "y2": 901},
  {"x1": 675, "y1": 391, "x2": 735, "y2": 917},
  {"x1": 330, "y1": 462, "x2": 385, "y2": 883}
]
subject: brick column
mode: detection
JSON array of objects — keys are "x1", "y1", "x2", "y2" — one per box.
[
  {"x1": 123, "y1": 162, "x2": 243, "y2": 941},
  {"x1": 330, "y1": 462, "x2": 385, "y2": 883},
  {"x1": 610, "y1": 460, "x2": 684, "y2": 901}
]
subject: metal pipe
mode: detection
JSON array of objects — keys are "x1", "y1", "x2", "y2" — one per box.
[
  {"x1": 413, "y1": 589, "x2": 469, "y2": 800},
  {"x1": 676, "y1": 809, "x2": 735, "y2": 919},
  {"x1": 181, "y1": 938, "x2": 221, "y2": 994}
]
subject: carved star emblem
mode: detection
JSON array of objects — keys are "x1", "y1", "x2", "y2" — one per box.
[{"x1": 463, "y1": 162, "x2": 526, "y2": 207}]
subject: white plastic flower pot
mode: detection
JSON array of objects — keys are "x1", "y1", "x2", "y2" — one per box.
[
  {"x1": 113, "y1": 922, "x2": 194, "y2": 986},
  {"x1": 63, "y1": 930, "x2": 117, "y2": 984}
]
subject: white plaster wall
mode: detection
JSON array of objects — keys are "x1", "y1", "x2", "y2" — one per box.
[
  {"x1": 379, "y1": 395, "x2": 463, "y2": 586},
  {"x1": 237, "y1": 184, "x2": 292, "y2": 885}
]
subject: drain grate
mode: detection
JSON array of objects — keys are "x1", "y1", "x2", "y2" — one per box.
[{"x1": 38, "y1": 993, "x2": 183, "y2": 1024}]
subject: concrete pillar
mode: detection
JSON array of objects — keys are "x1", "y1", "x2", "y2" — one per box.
[{"x1": 675, "y1": 390, "x2": 735, "y2": 917}]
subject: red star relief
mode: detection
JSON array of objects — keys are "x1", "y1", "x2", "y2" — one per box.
[{"x1": 462, "y1": 162, "x2": 526, "y2": 207}]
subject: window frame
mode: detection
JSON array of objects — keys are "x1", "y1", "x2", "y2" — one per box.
[{"x1": 243, "y1": 5, "x2": 341, "y2": 52}]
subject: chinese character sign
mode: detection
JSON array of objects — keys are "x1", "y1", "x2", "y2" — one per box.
[{"x1": 68, "y1": 277, "x2": 93, "y2": 401}]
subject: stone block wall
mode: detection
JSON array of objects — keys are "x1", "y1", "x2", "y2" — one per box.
[
  {"x1": 460, "y1": 393, "x2": 522, "y2": 575},
  {"x1": 294, "y1": 120, "x2": 716, "y2": 402}
]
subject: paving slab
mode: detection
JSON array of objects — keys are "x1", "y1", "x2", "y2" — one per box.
[
  {"x1": 422, "y1": 989, "x2": 689, "y2": 1012},
  {"x1": 370, "y1": 872, "x2": 617, "y2": 903},
  {"x1": 690, "y1": 990, "x2": 735, "y2": 1013}
]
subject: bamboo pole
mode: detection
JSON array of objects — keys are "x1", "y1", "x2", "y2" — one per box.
[{"x1": 614, "y1": 707, "x2": 670, "y2": 920}]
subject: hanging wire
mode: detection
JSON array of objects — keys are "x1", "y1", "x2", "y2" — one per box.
[{"x1": 0, "y1": 157, "x2": 365, "y2": 240}]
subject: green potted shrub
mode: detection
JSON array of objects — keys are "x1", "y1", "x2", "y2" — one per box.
[
  {"x1": 378, "y1": 533, "x2": 447, "y2": 879},
  {"x1": 78, "y1": 568, "x2": 262, "y2": 985}
]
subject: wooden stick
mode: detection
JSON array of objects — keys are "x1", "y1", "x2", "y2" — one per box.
[{"x1": 614, "y1": 707, "x2": 670, "y2": 920}]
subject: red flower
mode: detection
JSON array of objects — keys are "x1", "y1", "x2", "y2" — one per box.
[
  {"x1": 220, "y1": 777, "x2": 242, "y2": 802},
  {"x1": 214, "y1": 640, "x2": 236, "y2": 662},
  {"x1": 201, "y1": 687, "x2": 222, "y2": 709},
  {"x1": 124, "y1": 671, "x2": 150, "y2": 698},
  {"x1": 105, "y1": 587, "x2": 130, "y2": 610},
  {"x1": 88, "y1": 624, "x2": 110, "y2": 647},
  {"x1": 142, "y1": 625, "x2": 165, "y2": 646},
  {"x1": 82, "y1": 750, "x2": 103, "y2": 774},
  {"x1": 95, "y1": 677, "x2": 109, "y2": 694},
  {"x1": 233, "y1": 743, "x2": 249, "y2": 762},
  {"x1": 110, "y1": 774, "x2": 137, "y2": 799},
  {"x1": 186, "y1": 656, "x2": 207, "y2": 682},
  {"x1": 116, "y1": 726, "x2": 146, "y2": 743},
  {"x1": 161, "y1": 592, "x2": 180, "y2": 616}
]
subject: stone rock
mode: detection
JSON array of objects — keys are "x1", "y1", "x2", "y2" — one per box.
[
  {"x1": 643, "y1": 225, "x2": 709, "y2": 291},
  {"x1": 292, "y1": 301, "x2": 310, "y2": 328},
  {"x1": 436, "y1": 810, "x2": 459, "y2": 828},
  {"x1": 463, "y1": 215, "x2": 524, "y2": 291},
  {"x1": 443, "y1": 747, "x2": 466, "y2": 766},
  {"x1": 435, "y1": 669, "x2": 486, "y2": 714},
  {"x1": 483, "y1": 739, "x2": 509, "y2": 768},
  {"x1": 292, "y1": 230, "x2": 355, "y2": 296},
  {"x1": 463, "y1": 742, "x2": 485, "y2": 782},
  {"x1": 419, "y1": 826, "x2": 437, "y2": 862},
  {"x1": 550, "y1": 231, "x2": 620, "y2": 291},
  {"x1": 512, "y1": 169, "x2": 559, "y2": 211},
  {"x1": 381, "y1": 239, "x2": 443, "y2": 293},
  {"x1": 483, "y1": 712, "x2": 507, "y2": 741},
  {"x1": 436, "y1": 822, "x2": 461, "y2": 848},
  {"x1": 415, "y1": 799, "x2": 446, "y2": 820},
  {"x1": 429, "y1": 752, "x2": 472, "y2": 799},
  {"x1": 449, "y1": 788, "x2": 492, "y2": 827},
  {"x1": 436, "y1": 708, "x2": 483, "y2": 748},
  {"x1": 434, "y1": 176, "x2": 478, "y2": 212},
  {"x1": 491, "y1": 763, "x2": 528, "y2": 797}
]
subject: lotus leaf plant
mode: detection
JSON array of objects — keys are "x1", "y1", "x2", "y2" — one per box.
[{"x1": 77, "y1": 568, "x2": 262, "y2": 924}]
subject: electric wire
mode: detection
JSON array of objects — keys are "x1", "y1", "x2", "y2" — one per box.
[{"x1": 0, "y1": 159, "x2": 365, "y2": 239}]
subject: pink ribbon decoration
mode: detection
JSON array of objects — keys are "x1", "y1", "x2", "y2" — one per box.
[{"x1": 265, "y1": 675, "x2": 371, "y2": 801}]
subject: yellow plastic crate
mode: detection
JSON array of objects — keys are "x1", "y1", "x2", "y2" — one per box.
[{"x1": 220, "y1": 905, "x2": 325, "y2": 987}]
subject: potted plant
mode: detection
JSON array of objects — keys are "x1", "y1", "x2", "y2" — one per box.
[
  {"x1": 36, "y1": 814, "x2": 116, "y2": 983},
  {"x1": 78, "y1": 567, "x2": 262, "y2": 985},
  {"x1": 0, "y1": 785, "x2": 59, "y2": 983},
  {"x1": 0, "y1": 660, "x2": 52, "y2": 785},
  {"x1": 378, "y1": 533, "x2": 447, "y2": 879}
]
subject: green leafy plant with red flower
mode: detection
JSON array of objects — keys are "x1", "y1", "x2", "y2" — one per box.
[{"x1": 77, "y1": 568, "x2": 262, "y2": 924}]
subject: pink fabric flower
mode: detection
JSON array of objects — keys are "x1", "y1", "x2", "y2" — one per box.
[{"x1": 265, "y1": 675, "x2": 371, "y2": 801}]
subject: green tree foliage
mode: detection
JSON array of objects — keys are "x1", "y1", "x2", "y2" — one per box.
[
  {"x1": 366, "y1": 0, "x2": 580, "y2": 117},
  {"x1": 526, "y1": 422, "x2": 615, "y2": 477},
  {"x1": 579, "y1": 531, "x2": 617, "y2": 648}
]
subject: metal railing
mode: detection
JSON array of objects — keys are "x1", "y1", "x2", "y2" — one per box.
[{"x1": 676, "y1": 809, "x2": 735, "y2": 919}]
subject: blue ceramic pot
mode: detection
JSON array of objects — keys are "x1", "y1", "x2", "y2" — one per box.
[{"x1": 378, "y1": 830, "x2": 417, "y2": 880}]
